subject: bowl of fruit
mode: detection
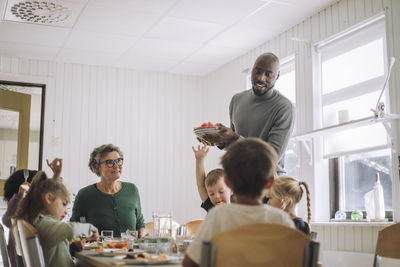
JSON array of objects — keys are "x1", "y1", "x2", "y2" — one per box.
[{"x1": 193, "y1": 122, "x2": 222, "y2": 137}]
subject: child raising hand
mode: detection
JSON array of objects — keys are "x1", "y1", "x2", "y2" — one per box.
[
  {"x1": 192, "y1": 144, "x2": 232, "y2": 211},
  {"x1": 15, "y1": 171, "x2": 98, "y2": 267}
]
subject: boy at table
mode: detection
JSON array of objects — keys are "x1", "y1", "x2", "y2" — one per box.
[
  {"x1": 183, "y1": 138, "x2": 294, "y2": 267},
  {"x1": 192, "y1": 144, "x2": 233, "y2": 211}
]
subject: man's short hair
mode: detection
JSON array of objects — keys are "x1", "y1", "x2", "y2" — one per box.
[
  {"x1": 221, "y1": 138, "x2": 277, "y2": 197},
  {"x1": 205, "y1": 169, "x2": 225, "y2": 187}
]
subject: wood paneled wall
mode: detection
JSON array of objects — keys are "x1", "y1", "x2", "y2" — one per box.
[{"x1": 0, "y1": 58, "x2": 206, "y2": 224}]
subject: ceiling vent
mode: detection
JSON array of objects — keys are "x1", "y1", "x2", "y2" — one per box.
[{"x1": 2, "y1": 0, "x2": 86, "y2": 28}]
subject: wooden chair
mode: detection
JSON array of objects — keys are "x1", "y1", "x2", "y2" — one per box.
[
  {"x1": 200, "y1": 223, "x2": 319, "y2": 267},
  {"x1": 0, "y1": 224, "x2": 10, "y2": 267},
  {"x1": 145, "y1": 220, "x2": 180, "y2": 237},
  {"x1": 17, "y1": 220, "x2": 45, "y2": 267},
  {"x1": 185, "y1": 219, "x2": 203, "y2": 237},
  {"x1": 373, "y1": 222, "x2": 400, "y2": 267},
  {"x1": 145, "y1": 222, "x2": 154, "y2": 236},
  {"x1": 10, "y1": 218, "x2": 25, "y2": 267}
]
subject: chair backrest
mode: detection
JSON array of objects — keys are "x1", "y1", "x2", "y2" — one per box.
[
  {"x1": 145, "y1": 222, "x2": 154, "y2": 236},
  {"x1": 17, "y1": 220, "x2": 45, "y2": 267},
  {"x1": 10, "y1": 218, "x2": 23, "y2": 257},
  {"x1": 185, "y1": 219, "x2": 203, "y2": 237},
  {"x1": 200, "y1": 223, "x2": 319, "y2": 267},
  {"x1": 373, "y1": 222, "x2": 400, "y2": 267},
  {"x1": 0, "y1": 224, "x2": 10, "y2": 267},
  {"x1": 10, "y1": 218, "x2": 25, "y2": 267},
  {"x1": 145, "y1": 221, "x2": 180, "y2": 237}
]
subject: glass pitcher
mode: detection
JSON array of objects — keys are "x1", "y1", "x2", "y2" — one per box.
[{"x1": 152, "y1": 212, "x2": 172, "y2": 237}]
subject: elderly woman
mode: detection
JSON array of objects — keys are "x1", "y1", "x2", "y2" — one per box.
[{"x1": 70, "y1": 144, "x2": 145, "y2": 237}]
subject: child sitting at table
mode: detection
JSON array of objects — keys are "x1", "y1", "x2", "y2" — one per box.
[
  {"x1": 266, "y1": 176, "x2": 311, "y2": 235},
  {"x1": 192, "y1": 144, "x2": 232, "y2": 211},
  {"x1": 14, "y1": 171, "x2": 98, "y2": 267},
  {"x1": 184, "y1": 138, "x2": 294, "y2": 267}
]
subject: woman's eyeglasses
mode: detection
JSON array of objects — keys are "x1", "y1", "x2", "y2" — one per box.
[{"x1": 99, "y1": 158, "x2": 124, "y2": 168}]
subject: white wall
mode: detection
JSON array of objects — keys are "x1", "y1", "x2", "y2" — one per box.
[{"x1": 0, "y1": 58, "x2": 208, "y2": 224}]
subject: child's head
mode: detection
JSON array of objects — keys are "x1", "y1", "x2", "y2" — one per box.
[
  {"x1": 15, "y1": 171, "x2": 70, "y2": 222},
  {"x1": 3, "y1": 169, "x2": 37, "y2": 201},
  {"x1": 267, "y1": 176, "x2": 311, "y2": 223},
  {"x1": 221, "y1": 138, "x2": 277, "y2": 199},
  {"x1": 204, "y1": 169, "x2": 232, "y2": 206}
]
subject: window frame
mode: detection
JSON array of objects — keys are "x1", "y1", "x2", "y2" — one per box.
[{"x1": 311, "y1": 13, "x2": 395, "y2": 220}]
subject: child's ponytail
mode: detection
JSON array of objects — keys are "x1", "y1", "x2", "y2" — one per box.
[{"x1": 299, "y1": 181, "x2": 311, "y2": 225}]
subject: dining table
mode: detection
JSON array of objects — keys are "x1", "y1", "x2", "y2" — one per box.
[{"x1": 75, "y1": 250, "x2": 182, "y2": 267}]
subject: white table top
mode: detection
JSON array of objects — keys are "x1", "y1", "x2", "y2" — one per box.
[{"x1": 76, "y1": 250, "x2": 182, "y2": 267}]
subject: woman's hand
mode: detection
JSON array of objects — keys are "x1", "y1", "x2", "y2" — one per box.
[
  {"x1": 191, "y1": 144, "x2": 209, "y2": 160},
  {"x1": 18, "y1": 182, "x2": 30, "y2": 198},
  {"x1": 46, "y1": 158, "x2": 63, "y2": 178}
]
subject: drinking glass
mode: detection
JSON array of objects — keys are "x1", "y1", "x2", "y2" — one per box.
[
  {"x1": 101, "y1": 230, "x2": 114, "y2": 241},
  {"x1": 152, "y1": 212, "x2": 172, "y2": 237}
]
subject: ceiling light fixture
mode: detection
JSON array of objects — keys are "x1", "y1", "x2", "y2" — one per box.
[{"x1": 10, "y1": 0, "x2": 70, "y2": 24}]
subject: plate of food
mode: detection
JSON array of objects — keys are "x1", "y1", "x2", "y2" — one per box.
[
  {"x1": 193, "y1": 122, "x2": 221, "y2": 137},
  {"x1": 114, "y1": 253, "x2": 181, "y2": 265},
  {"x1": 95, "y1": 247, "x2": 129, "y2": 256},
  {"x1": 83, "y1": 241, "x2": 103, "y2": 250}
]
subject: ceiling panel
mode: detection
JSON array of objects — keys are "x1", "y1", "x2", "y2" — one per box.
[
  {"x1": 169, "y1": 61, "x2": 220, "y2": 76},
  {"x1": 115, "y1": 55, "x2": 177, "y2": 72},
  {"x1": 167, "y1": 0, "x2": 266, "y2": 25},
  {"x1": 0, "y1": 21, "x2": 70, "y2": 46},
  {"x1": 0, "y1": 41, "x2": 59, "y2": 60},
  {"x1": 123, "y1": 38, "x2": 202, "y2": 61},
  {"x1": 65, "y1": 30, "x2": 138, "y2": 53},
  {"x1": 186, "y1": 45, "x2": 247, "y2": 65},
  {"x1": 90, "y1": 0, "x2": 178, "y2": 15},
  {"x1": 0, "y1": 0, "x2": 339, "y2": 75},
  {"x1": 209, "y1": 25, "x2": 275, "y2": 50},
  {"x1": 56, "y1": 48, "x2": 121, "y2": 66},
  {"x1": 145, "y1": 17, "x2": 226, "y2": 43},
  {"x1": 75, "y1": 3, "x2": 160, "y2": 36}
]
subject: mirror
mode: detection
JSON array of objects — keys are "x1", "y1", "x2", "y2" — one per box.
[{"x1": 0, "y1": 80, "x2": 45, "y2": 180}]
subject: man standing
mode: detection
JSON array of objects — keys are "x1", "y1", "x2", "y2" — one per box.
[{"x1": 201, "y1": 52, "x2": 295, "y2": 175}]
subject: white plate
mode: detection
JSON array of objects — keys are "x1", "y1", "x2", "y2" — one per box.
[
  {"x1": 83, "y1": 242, "x2": 101, "y2": 250},
  {"x1": 115, "y1": 255, "x2": 181, "y2": 265},
  {"x1": 96, "y1": 248, "x2": 128, "y2": 256}
]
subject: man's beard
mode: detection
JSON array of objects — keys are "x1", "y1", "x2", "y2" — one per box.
[{"x1": 252, "y1": 80, "x2": 275, "y2": 96}]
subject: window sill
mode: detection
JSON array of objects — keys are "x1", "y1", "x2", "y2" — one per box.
[{"x1": 311, "y1": 221, "x2": 393, "y2": 227}]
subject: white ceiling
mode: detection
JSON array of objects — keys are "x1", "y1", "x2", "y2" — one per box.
[{"x1": 0, "y1": 0, "x2": 338, "y2": 76}]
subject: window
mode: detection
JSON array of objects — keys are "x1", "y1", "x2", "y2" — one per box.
[
  {"x1": 275, "y1": 56, "x2": 297, "y2": 178},
  {"x1": 315, "y1": 16, "x2": 392, "y2": 216},
  {"x1": 332, "y1": 149, "x2": 392, "y2": 215}
]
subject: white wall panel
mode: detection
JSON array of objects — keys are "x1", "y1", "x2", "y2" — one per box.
[{"x1": 0, "y1": 57, "x2": 205, "y2": 224}]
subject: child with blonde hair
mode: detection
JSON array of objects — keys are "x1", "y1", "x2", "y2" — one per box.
[
  {"x1": 192, "y1": 144, "x2": 232, "y2": 211},
  {"x1": 267, "y1": 176, "x2": 311, "y2": 234},
  {"x1": 15, "y1": 171, "x2": 98, "y2": 267},
  {"x1": 184, "y1": 138, "x2": 294, "y2": 267}
]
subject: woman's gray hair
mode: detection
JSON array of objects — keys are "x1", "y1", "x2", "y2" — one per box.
[{"x1": 88, "y1": 144, "x2": 124, "y2": 176}]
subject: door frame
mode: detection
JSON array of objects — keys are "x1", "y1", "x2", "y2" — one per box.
[{"x1": 0, "y1": 80, "x2": 46, "y2": 170}]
